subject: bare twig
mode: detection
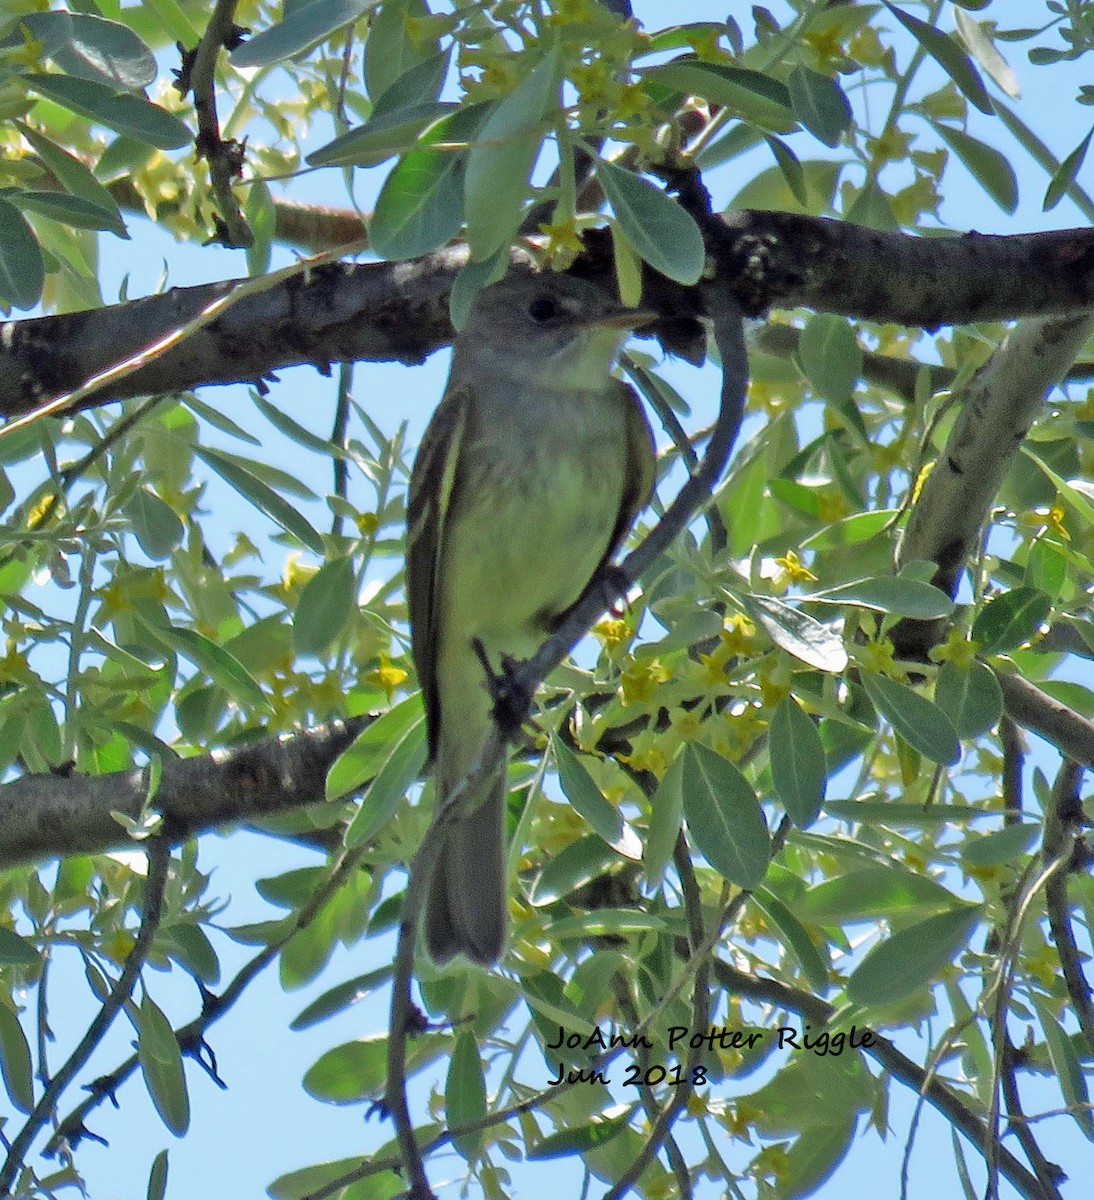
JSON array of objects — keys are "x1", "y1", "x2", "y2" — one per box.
[
  {"x1": 1043, "y1": 760, "x2": 1094, "y2": 1056},
  {"x1": 997, "y1": 673, "x2": 1094, "y2": 771},
  {"x1": 0, "y1": 839, "x2": 171, "y2": 1194},
  {"x1": 49, "y1": 845, "x2": 366, "y2": 1155},
  {"x1": 187, "y1": 0, "x2": 252, "y2": 247},
  {"x1": 708, "y1": 964, "x2": 1059, "y2": 1200}
]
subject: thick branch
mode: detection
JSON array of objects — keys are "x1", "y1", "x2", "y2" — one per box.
[
  {"x1": 716, "y1": 213, "x2": 1094, "y2": 328},
  {"x1": 0, "y1": 717, "x2": 368, "y2": 864},
  {"x1": 997, "y1": 673, "x2": 1094, "y2": 770},
  {"x1": 4, "y1": 218, "x2": 1094, "y2": 420},
  {"x1": 892, "y1": 313, "x2": 1094, "y2": 657}
]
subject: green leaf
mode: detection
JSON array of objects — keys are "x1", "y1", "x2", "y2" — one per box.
[
  {"x1": 464, "y1": 47, "x2": 560, "y2": 260},
  {"x1": 959, "y1": 823, "x2": 1038, "y2": 867},
  {"x1": 808, "y1": 576, "x2": 955, "y2": 619},
  {"x1": 446, "y1": 1031, "x2": 487, "y2": 1158},
  {"x1": 1044, "y1": 127, "x2": 1094, "y2": 211},
  {"x1": 371, "y1": 49, "x2": 450, "y2": 119},
  {"x1": 529, "y1": 836, "x2": 619, "y2": 906},
  {"x1": 293, "y1": 557, "x2": 356, "y2": 656},
  {"x1": 304, "y1": 1032, "x2": 446, "y2": 1100},
  {"x1": 762, "y1": 134, "x2": 808, "y2": 206},
  {"x1": 800, "y1": 509, "x2": 899, "y2": 551},
  {"x1": 934, "y1": 661, "x2": 1003, "y2": 739},
  {"x1": 681, "y1": 742, "x2": 770, "y2": 890},
  {"x1": 13, "y1": 188, "x2": 128, "y2": 236},
  {"x1": 884, "y1": 2, "x2": 994, "y2": 114},
  {"x1": 342, "y1": 716, "x2": 427, "y2": 845},
  {"x1": 0, "y1": 927, "x2": 40, "y2": 966},
  {"x1": 787, "y1": 65, "x2": 852, "y2": 147},
  {"x1": 1025, "y1": 538, "x2": 1067, "y2": 599},
  {"x1": 194, "y1": 445, "x2": 324, "y2": 553},
  {"x1": 1033, "y1": 996, "x2": 1094, "y2": 1140},
  {"x1": 0, "y1": 1003, "x2": 33, "y2": 1113},
  {"x1": 595, "y1": 158, "x2": 705, "y2": 285},
  {"x1": 137, "y1": 993, "x2": 190, "y2": 1135},
  {"x1": 146, "y1": 1149, "x2": 169, "y2": 1200},
  {"x1": 799, "y1": 866, "x2": 961, "y2": 924},
  {"x1": 555, "y1": 739, "x2": 642, "y2": 860},
  {"x1": 798, "y1": 313, "x2": 862, "y2": 406},
  {"x1": 752, "y1": 886, "x2": 829, "y2": 991},
  {"x1": 739, "y1": 593, "x2": 849, "y2": 673},
  {"x1": 861, "y1": 673, "x2": 961, "y2": 766},
  {"x1": 641, "y1": 60, "x2": 796, "y2": 130},
  {"x1": 290, "y1": 967, "x2": 392, "y2": 1031},
  {"x1": 138, "y1": 619, "x2": 271, "y2": 712},
  {"x1": 330, "y1": 692, "x2": 423, "y2": 793},
  {"x1": 934, "y1": 123, "x2": 1017, "y2": 212},
  {"x1": 847, "y1": 904, "x2": 981, "y2": 1006},
  {"x1": 971, "y1": 586, "x2": 1052, "y2": 653},
  {"x1": 769, "y1": 697, "x2": 826, "y2": 826},
  {"x1": 363, "y1": 0, "x2": 438, "y2": 101},
  {"x1": 645, "y1": 750, "x2": 684, "y2": 886},
  {"x1": 529, "y1": 1111, "x2": 633, "y2": 1160},
  {"x1": 24, "y1": 74, "x2": 191, "y2": 150},
  {"x1": 306, "y1": 102, "x2": 456, "y2": 168},
  {"x1": 16, "y1": 122, "x2": 126, "y2": 230},
  {"x1": 21, "y1": 12, "x2": 156, "y2": 91},
  {"x1": 370, "y1": 105, "x2": 488, "y2": 260},
  {"x1": 231, "y1": 0, "x2": 381, "y2": 68},
  {"x1": 0, "y1": 198, "x2": 44, "y2": 310},
  {"x1": 244, "y1": 176, "x2": 275, "y2": 276},
  {"x1": 126, "y1": 487, "x2": 184, "y2": 559}
]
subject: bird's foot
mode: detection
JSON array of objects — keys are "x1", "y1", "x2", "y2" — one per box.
[{"x1": 471, "y1": 638, "x2": 535, "y2": 739}]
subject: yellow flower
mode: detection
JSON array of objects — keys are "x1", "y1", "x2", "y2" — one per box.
[
  {"x1": 721, "y1": 613, "x2": 759, "y2": 656},
  {"x1": 282, "y1": 553, "x2": 318, "y2": 591},
  {"x1": 355, "y1": 511, "x2": 379, "y2": 536},
  {"x1": 911, "y1": 460, "x2": 934, "y2": 503},
  {"x1": 772, "y1": 550, "x2": 817, "y2": 592},
  {"x1": 929, "y1": 627, "x2": 980, "y2": 669},
  {"x1": 620, "y1": 659, "x2": 671, "y2": 705},
  {"x1": 858, "y1": 637, "x2": 900, "y2": 678},
  {"x1": 364, "y1": 654, "x2": 408, "y2": 702},
  {"x1": 26, "y1": 493, "x2": 59, "y2": 528}
]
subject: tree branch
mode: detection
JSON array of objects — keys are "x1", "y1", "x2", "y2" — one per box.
[
  {"x1": 996, "y1": 673, "x2": 1094, "y2": 770},
  {"x1": 5, "y1": 219, "x2": 1094, "y2": 421},
  {"x1": 0, "y1": 717, "x2": 369, "y2": 864},
  {"x1": 0, "y1": 839, "x2": 170, "y2": 1194},
  {"x1": 892, "y1": 313, "x2": 1094, "y2": 658}
]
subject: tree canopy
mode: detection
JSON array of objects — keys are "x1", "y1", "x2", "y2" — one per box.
[{"x1": 0, "y1": 1, "x2": 1093, "y2": 1198}]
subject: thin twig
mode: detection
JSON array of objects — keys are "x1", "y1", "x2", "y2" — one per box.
[
  {"x1": 708, "y1": 963, "x2": 1058, "y2": 1200},
  {"x1": 188, "y1": 0, "x2": 252, "y2": 247},
  {"x1": 0, "y1": 839, "x2": 171, "y2": 1193},
  {"x1": 601, "y1": 832, "x2": 710, "y2": 1200},
  {"x1": 383, "y1": 730, "x2": 507, "y2": 1200},
  {"x1": 1000, "y1": 1035, "x2": 1066, "y2": 1193},
  {"x1": 49, "y1": 846, "x2": 366, "y2": 1155},
  {"x1": 1043, "y1": 760, "x2": 1094, "y2": 1055}
]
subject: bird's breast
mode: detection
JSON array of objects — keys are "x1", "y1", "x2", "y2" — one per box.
[{"x1": 440, "y1": 388, "x2": 630, "y2": 653}]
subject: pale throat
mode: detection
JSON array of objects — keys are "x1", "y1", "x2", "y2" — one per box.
[{"x1": 495, "y1": 328, "x2": 626, "y2": 393}]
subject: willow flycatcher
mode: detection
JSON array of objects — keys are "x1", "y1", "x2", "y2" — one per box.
[{"x1": 406, "y1": 271, "x2": 656, "y2": 965}]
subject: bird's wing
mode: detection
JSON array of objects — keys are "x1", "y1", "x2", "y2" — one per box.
[
  {"x1": 406, "y1": 383, "x2": 472, "y2": 761},
  {"x1": 605, "y1": 379, "x2": 657, "y2": 564}
]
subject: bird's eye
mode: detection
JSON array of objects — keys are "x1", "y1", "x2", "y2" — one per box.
[{"x1": 527, "y1": 295, "x2": 559, "y2": 322}]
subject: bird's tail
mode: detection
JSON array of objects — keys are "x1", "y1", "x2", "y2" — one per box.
[{"x1": 425, "y1": 759, "x2": 508, "y2": 965}]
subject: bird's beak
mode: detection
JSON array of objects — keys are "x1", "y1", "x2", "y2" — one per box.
[{"x1": 593, "y1": 306, "x2": 659, "y2": 331}]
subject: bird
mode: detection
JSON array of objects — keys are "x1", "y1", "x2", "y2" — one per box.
[{"x1": 405, "y1": 270, "x2": 656, "y2": 965}]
